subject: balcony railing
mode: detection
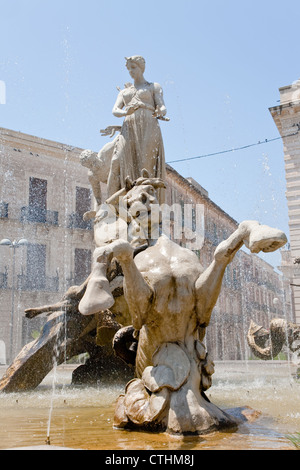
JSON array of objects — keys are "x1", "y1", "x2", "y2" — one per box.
[
  {"x1": 68, "y1": 212, "x2": 92, "y2": 230},
  {"x1": 17, "y1": 273, "x2": 59, "y2": 292},
  {"x1": 20, "y1": 206, "x2": 58, "y2": 226},
  {"x1": 0, "y1": 268, "x2": 8, "y2": 289},
  {"x1": 0, "y1": 202, "x2": 8, "y2": 219}
]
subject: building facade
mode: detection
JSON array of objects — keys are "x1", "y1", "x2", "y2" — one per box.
[
  {"x1": 0, "y1": 128, "x2": 95, "y2": 363},
  {"x1": 165, "y1": 166, "x2": 293, "y2": 360},
  {"x1": 0, "y1": 127, "x2": 293, "y2": 364},
  {"x1": 269, "y1": 79, "x2": 300, "y2": 324}
]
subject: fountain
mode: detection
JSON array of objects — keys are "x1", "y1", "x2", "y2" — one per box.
[{"x1": 0, "y1": 56, "x2": 296, "y2": 450}]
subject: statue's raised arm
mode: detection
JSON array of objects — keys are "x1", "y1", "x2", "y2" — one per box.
[{"x1": 152, "y1": 82, "x2": 167, "y2": 119}]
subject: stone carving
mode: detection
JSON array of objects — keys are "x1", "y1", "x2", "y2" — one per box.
[
  {"x1": 102, "y1": 217, "x2": 287, "y2": 434},
  {"x1": 0, "y1": 174, "x2": 164, "y2": 392},
  {"x1": 0, "y1": 176, "x2": 287, "y2": 435},
  {"x1": 247, "y1": 318, "x2": 300, "y2": 360},
  {"x1": 0, "y1": 265, "x2": 133, "y2": 392},
  {"x1": 80, "y1": 55, "x2": 168, "y2": 208},
  {"x1": 78, "y1": 170, "x2": 166, "y2": 317},
  {"x1": 0, "y1": 56, "x2": 288, "y2": 436}
]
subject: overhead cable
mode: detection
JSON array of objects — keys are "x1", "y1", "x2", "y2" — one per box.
[{"x1": 167, "y1": 127, "x2": 299, "y2": 164}]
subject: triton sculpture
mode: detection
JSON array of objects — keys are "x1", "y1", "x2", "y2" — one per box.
[{"x1": 247, "y1": 318, "x2": 300, "y2": 361}]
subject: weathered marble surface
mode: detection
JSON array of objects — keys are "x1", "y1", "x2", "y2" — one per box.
[
  {"x1": 85, "y1": 147, "x2": 289, "y2": 429},
  {"x1": 0, "y1": 174, "x2": 287, "y2": 435},
  {"x1": 80, "y1": 55, "x2": 167, "y2": 207},
  {"x1": 88, "y1": 211, "x2": 286, "y2": 433},
  {"x1": 247, "y1": 318, "x2": 300, "y2": 360},
  {"x1": 0, "y1": 56, "x2": 288, "y2": 436}
]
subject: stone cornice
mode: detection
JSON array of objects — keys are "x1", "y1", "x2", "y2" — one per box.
[
  {"x1": 269, "y1": 100, "x2": 300, "y2": 136},
  {"x1": 0, "y1": 127, "x2": 83, "y2": 162}
]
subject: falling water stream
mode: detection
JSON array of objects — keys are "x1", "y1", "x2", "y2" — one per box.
[{"x1": 46, "y1": 360, "x2": 57, "y2": 446}]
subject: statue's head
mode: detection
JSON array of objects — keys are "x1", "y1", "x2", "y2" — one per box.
[
  {"x1": 121, "y1": 182, "x2": 161, "y2": 246},
  {"x1": 80, "y1": 149, "x2": 97, "y2": 169},
  {"x1": 125, "y1": 56, "x2": 146, "y2": 74},
  {"x1": 106, "y1": 169, "x2": 166, "y2": 246}
]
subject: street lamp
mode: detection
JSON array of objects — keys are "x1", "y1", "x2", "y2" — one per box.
[{"x1": 0, "y1": 238, "x2": 29, "y2": 363}]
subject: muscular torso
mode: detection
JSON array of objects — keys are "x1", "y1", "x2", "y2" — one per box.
[{"x1": 132, "y1": 236, "x2": 204, "y2": 376}]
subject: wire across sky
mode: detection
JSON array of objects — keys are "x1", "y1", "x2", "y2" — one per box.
[{"x1": 167, "y1": 128, "x2": 299, "y2": 165}]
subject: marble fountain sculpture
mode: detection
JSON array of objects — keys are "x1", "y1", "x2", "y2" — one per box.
[
  {"x1": 247, "y1": 318, "x2": 300, "y2": 361},
  {"x1": 0, "y1": 56, "x2": 288, "y2": 435}
]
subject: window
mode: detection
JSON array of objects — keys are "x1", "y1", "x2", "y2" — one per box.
[
  {"x1": 76, "y1": 186, "x2": 91, "y2": 217},
  {"x1": 29, "y1": 177, "x2": 47, "y2": 209},
  {"x1": 28, "y1": 177, "x2": 47, "y2": 222},
  {"x1": 69, "y1": 187, "x2": 92, "y2": 229},
  {"x1": 74, "y1": 248, "x2": 92, "y2": 285},
  {"x1": 0, "y1": 202, "x2": 8, "y2": 218},
  {"x1": 26, "y1": 243, "x2": 46, "y2": 290}
]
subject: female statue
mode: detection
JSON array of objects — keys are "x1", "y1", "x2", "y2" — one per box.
[
  {"x1": 106, "y1": 56, "x2": 167, "y2": 203},
  {"x1": 80, "y1": 56, "x2": 168, "y2": 208}
]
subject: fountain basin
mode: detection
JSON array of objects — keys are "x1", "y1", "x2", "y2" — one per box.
[{"x1": 0, "y1": 361, "x2": 298, "y2": 450}]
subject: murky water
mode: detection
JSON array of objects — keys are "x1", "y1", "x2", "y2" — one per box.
[{"x1": 0, "y1": 361, "x2": 299, "y2": 450}]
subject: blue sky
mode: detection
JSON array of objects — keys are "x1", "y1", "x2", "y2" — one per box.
[{"x1": 1, "y1": 0, "x2": 299, "y2": 268}]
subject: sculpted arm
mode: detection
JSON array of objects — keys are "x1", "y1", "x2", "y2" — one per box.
[
  {"x1": 195, "y1": 222, "x2": 248, "y2": 326},
  {"x1": 107, "y1": 240, "x2": 154, "y2": 330},
  {"x1": 195, "y1": 259, "x2": 227, "y2": 328},
  {"x1": 112, "y1": 91, "x2": 127, "y2": 118},
  {"x1": 152, "y1": 82, "x2": 167, "y2": 117},
  {"x1": 112, "y1": 91, "x2": 138, "y2": 118},
  {"x1": 195, "y1": 220, "x2": 287, "y2": 327},
  {"x1": 88, "y1": 171, "x2": 102, "y2": 206}
]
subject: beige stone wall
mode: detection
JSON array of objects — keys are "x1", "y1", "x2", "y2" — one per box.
[
  {"x1": 270, "y1": 82, "x2": 300, "y2": 324},
  {"x1": 0, "y1": 128, "x2": 94, "y2": 363}
]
